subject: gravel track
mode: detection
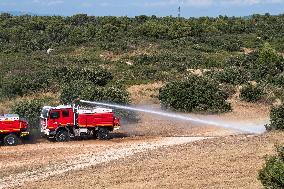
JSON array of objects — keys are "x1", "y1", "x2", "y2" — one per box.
[{"x1": 0, "y1": 137, "x2": 209, "y2": 189}]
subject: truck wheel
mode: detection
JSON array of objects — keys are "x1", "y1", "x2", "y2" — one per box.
[
  {"x1": 55, "y1": 130, "x2": 70, "y2": 142},
  {"x1": 4, "y1": 134, "x2": 20, "y2": 146},
  {"x1": 92, "y1": 130, "x2": 98, "y2": 139},
  {"x1": 97, "y1": 128, "x2": 110, "y2": 140}
]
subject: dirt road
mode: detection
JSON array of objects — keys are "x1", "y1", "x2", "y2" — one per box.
[
  {"x1": 1, "y1": 132, "x2": 283, "y2": 189},
  {"x1": 0, "y1": 136, "x2": 210, "y2": 189}
]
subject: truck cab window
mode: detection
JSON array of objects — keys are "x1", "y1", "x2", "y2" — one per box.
[
  {"x1": 50, "y1": 111, "x2": 60, "y2": 119},
  {"x1": 62, "y1": 110, "x2": 69, "y2": 117}
]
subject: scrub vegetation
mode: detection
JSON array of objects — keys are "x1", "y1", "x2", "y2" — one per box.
[{"x1": 0, "y1": 13, "x2": 284, "y2": 121}]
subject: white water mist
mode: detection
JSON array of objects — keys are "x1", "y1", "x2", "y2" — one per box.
[{"x1": 80, "y1": 100, "x2": 267, "y2": 134}]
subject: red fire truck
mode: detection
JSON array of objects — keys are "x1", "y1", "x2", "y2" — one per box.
[
  {"x1": 0, "y1": 114, "x2": 29, "y2": 146},
  {"x1": 41, "y1": 105, "x2": 120, "y2": 142}
]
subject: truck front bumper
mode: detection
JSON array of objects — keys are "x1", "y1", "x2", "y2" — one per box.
[
  {"x1": 41, "y1": 128, "x2": 56, "y2": 137},
  {"x1": 20, "y1": 132, "x2": 29, "y2": 137},
  {"x1": 113, "y1": 125, "x2": 120, "y2": 131}
]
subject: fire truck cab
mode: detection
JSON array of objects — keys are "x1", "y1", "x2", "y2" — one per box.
[
  {"x1": 0, "y1": 114, "x2": 29, "y2": 146},
  {"x1": 41, "y1": 105, "x2": 120, "y2": 142}
]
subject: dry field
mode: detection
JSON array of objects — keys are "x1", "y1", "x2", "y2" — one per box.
[
  {"x1": 0, "y1": 92, "x2": 282, "y2": 189},
  {"x1": 17, "y1": 132, "x2": 284, "y2": 189}
]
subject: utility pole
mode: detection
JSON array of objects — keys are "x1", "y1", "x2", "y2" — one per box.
[{"x1": 178, "y1": 6, "x2": 181, "y2": 18}]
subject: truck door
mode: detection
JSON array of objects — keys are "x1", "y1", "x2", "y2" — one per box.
[
  {"x1": 48, "y1": 110, "x2": 61, "y2": 129},
  {"x1": 61, "y1": 109, "x2": 74, "y2": 126}
]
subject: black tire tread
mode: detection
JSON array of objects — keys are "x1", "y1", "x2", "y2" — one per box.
[
  {"x1": 97, "y1": 128, "x2": 110, "y2": 140},
  {"x1": 4, "y1": 134, "x2": 20, "y2": 146},
  {"x1": 55, "y1": 130, "x2": 70, "y2": 142}
]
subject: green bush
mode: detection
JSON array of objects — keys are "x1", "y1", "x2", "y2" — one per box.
[
  {"x1": 271, "y1": 73, "x2": 284, "y2": 86},
  {"x1": 265, "y1": 105, "x2": 284, "y2": 131},
  {"x1": 219, "y1": 84, "x2": 236, "y2": 98},
  {"x1": 81, "y1": 85, "x2": 130, "y2": 104},
  {"x1": 59, "y1": 81, "x2": 130, "y2": 105},
  {"x1": 225, "y1": 55, "x2": 246, "y2": 67},
  {"x1": 1, "y1": 70, "x2": 51, "y2": 98},
  {"x1": 214, "y1": 66, "x2": 251, "y2": 85},
  {"x1": 257, "y1": 43, "x2": 279, "y2": 65},
  {"x1": 59, "y1": 80, "x2": 88, "y2": 104},
  {"x1": 60, "y1": 82, "x2": 137, "y2": 122},
  {"x1": 159, "y1": 76, "x2": 231, "y2": 113},
  {"x1": 240, "y1": 84, "x2": 264, "y2": 102},
  {"x1": 258, "y1": 146, "x2": 284, "y2": 189},
  {"x1": 54, "y1": 66, "x2": 113, "y2": 86},
  {"x1": 11, "y1": 97, "x2": 56, "y2": 131}
]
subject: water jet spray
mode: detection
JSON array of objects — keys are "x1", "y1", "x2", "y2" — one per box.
[{"x1": 80, "y1": 100, "x2": 267, "y2": 134}]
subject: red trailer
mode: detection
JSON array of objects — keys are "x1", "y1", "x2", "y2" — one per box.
[
  {"x1": 41, "y1": 105, "x2": 120, "y2": 142},
  {"x1": 0, "y1": 114, "x2": 29, "y2": 146}
]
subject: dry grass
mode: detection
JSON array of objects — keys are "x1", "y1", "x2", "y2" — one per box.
[
  {"x1": 127, "y1": 82, "x2": 163, "y2": 104},
  {"x1": 99, "y1": 44, "x2": 158, "y2": 63},
  {"x1": 17, "y1": 132, "x2": 284, "y2": 189}
]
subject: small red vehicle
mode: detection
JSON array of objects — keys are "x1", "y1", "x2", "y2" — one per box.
[
  {"x1": 41, "y1": 105, "x2": 120, "y2": 142},
  {"x1": 0, "y1": 114, "x2": 29, "y2": 146}
]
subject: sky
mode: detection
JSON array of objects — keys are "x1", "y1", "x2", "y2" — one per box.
[{"x1": 0, "y1": 0, "x2": 284, "y2": 17}]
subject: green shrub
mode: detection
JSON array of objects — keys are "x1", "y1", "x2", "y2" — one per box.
[
  {"x1": 214, "y1": 66, "x2": 251, "y2": 85},
  {"x1": 11, "y1": 97, "x2": 56, "y2": 131},
  {"x1": 54, "y1": 66, "x2": 113, "y2": 86},
  {"x1": 59, "y1": 80, "x2": 88, "y2": 104},
  {"x1": 252, "y1": 63, "x2": 283, "y2": 82},
  {"x1": 240, "y1": 84, "x2": 264, "y2": 102},
  {"x1": 81, "y1": 85, "x2": 130, "y2": 104},
  {"x1": 219, "y1": 84, "x2": 236, "y2": 98},
  {"x1": 225, "y1": 55, "x2": 246, "y2": 67},
  {"x1": 258, "y1": 146, "x2": 284, "y2": 189},
  {"x1": 257, "y1": 43, "x2": 279, "y2": 65},
  {"x1": 60, "y1": 82, "x2": 137, "y2": 122},
  {"x1": 1, "y1": 70, "x2": 51, "y2": 98},
  {"x1": 59, "y1": 81, "x2": 130, "y2": 105},
  {"x1": 159, "y1": 76, "x2": 231, "y2": 113},
  {"x1": 271, "y1": 73, "x2": 284, "y2": 86},
  {"x1": 265, "y1": 105, "x2": 284, "y2": 131},
  {"x1": 131, "y1": 54, "x2": 159, "y2": 65}
]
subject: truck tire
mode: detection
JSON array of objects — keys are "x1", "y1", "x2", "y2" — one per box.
[
  {"x1": 4, "y1": 134, "x2": 20, "y2": 146},
  {"x1": 55, "y1": 130, "x2": 70, "y2": 142},
  {"x1": 92, "y1": 130, "x2": 98, "y2": 139},
  {"x1": 97, "y1": 128, "x2": 110, "y2": 140}
]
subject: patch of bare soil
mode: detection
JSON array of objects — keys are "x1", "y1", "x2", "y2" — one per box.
[
  {"x1": 17, "y1": 132, "x2": 284, "y2": 189},
  {"x1": 220, "y1": 100, "x2": 270, "y2": 122},
  {"x1": 121, "y1": 110, "x2": 236, "y2": 137},
  {"x1": 127, "y1": 82, "x2": 163, "y2": 105},
  {"x1": 0, "y1": 136, "x2": 151, "y2": 178},
  {"x1": 120, "y1": 98, "x2": 270, "y2": 137},
  {"x1": 99, "y1": 44, "x2": 158, "y2": 62},
  {"x1": 241, "y1": 47, "x2": 255, "y2": 54},
  {"x1": 0, "y1": 136, "x2": 209, "y2": 189}
]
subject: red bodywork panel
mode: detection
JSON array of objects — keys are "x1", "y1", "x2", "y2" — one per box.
[
  {"x1": 78, "y1": 113, "x2": 114, "y2": 127},
  {"x1": 0, "y1": 119, "x2": 29, "y2": 134}
]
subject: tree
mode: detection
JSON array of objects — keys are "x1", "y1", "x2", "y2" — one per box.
[
  {"x1": 257, "y1": 43, "x2": 279, "y2": 65},
  {"x1": 159, "y1": 76, "x2": 231, "y2": 113}
]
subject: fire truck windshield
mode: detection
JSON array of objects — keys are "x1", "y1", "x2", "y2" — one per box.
[{"x1": 41, "y1": 108, "x2": 49, "y2": 119}]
